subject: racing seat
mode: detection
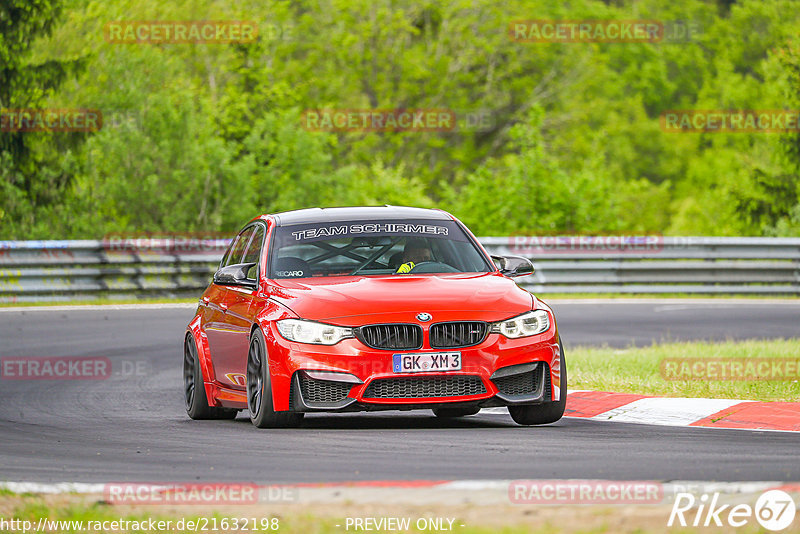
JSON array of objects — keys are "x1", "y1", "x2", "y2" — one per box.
[{"x1": 273, "y1": 256, "x2": 311, "y2": 278}]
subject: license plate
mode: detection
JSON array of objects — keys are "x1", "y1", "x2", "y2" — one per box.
[{"x1": 392, "y1": 352, "x2": 462, "y2": 373}]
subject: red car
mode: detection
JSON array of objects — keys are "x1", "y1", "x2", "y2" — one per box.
[{"x1": 184, "y1": 206, "x2": 566, "y2": 428}]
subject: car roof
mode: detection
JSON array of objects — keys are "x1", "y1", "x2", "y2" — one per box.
[{"x1": 271, "y1": 206, "x2": 452, "y2": 226}]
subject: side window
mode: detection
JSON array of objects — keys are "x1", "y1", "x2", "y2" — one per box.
[
  {"x1": 225, "y1": 227, "x2": 255, "y2": 267},
  {"x1": 219, "y1": 242, "x2": 233, "y2": 269},
  {"x1": 242, "y1": 225, "x2": 265, "y2": 279},
  {"x1": 219, "y1": 235, "x2": 237, "y2": 268}
]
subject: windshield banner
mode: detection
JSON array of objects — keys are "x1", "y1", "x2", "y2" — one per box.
[{"x1": 275, "y1": 220, "x2": 465, "y2": 246}]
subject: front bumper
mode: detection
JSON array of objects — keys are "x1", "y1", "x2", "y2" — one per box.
[
  {"x1": 289, "y1": 360, "x2": 553, "y2": 412},
  {"x1": 265, "y1": 321, "x2": 561, "y2": 412}
]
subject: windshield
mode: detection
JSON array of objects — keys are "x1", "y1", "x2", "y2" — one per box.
[{"x1": 269, "y1": 219, "x2": 492, "y2": 278}]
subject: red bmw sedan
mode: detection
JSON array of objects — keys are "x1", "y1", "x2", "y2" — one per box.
[{"x1": 184, "y1": 206, "x2": 566, "y2": 428}]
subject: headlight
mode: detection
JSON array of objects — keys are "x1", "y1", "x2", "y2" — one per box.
[
  {"x1": 276, "y1": 319, "x2": 353, "y2": 345},
  {"x1": 490, "y1": 310, "x2": 550, "y2": 338}
]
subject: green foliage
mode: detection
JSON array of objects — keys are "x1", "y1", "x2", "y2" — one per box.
[
  {"x1": 0, "y1": 0, "x2": 87, "y2": 235},
  {"x1": 2, "y1": 0, "x2": 800, "y2": 238}
]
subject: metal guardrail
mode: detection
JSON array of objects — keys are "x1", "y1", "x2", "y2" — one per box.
[
  {"x1": 485, "y1": 236, "x2": 800, "y2": 295},
  {"x1": 1, "y1": 236, "x2": 799, "y2": 302},
  {"x1": 0, "y1": 239, "x2": 225, "y2": 302}
]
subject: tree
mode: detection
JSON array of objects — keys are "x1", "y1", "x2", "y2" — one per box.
[{"x1": 0, "y1": 0, "x2": 86, "y2": 236}]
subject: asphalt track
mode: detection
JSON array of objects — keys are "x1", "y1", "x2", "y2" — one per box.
[{"x1": 0, "y1": 299, "x2": 799, "y2": 484}]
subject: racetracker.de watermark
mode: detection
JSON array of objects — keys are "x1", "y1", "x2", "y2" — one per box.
[
  {"x1": 103, "y1": 483, "x2": 296, "y2": 504},
  {"x1": 1, "y1": 357, "x2": 110, "y2": 380},
  {"x1": 661, "y1": 110, "x2": 800, "y2": 133},
  {"x1": 510, "y1": 20, "x2": 661, "y2": 43},
  {"x1": 508, "y1": 20, "x2": 703, "y2": 43},
  {"x1": 0, "y1": 357, "x2": 151, "y2": 380},
  {"x1": 509, "y1": 480, "x2": 663, "y2": 504},
  {"x1": 661, "y1": 358, "x2": 800, "y2": 381},
  {"x1": 104, "y1": 21, "x2": 258, "y2": 44},
  {"x1": 101, "y1": 232, "x2": 232, "y2": 254},
  {"x1": 508, "y1": 234, "x2": 665, "y2": 255},
  {"x1": 0, "y1": 109, "x2": 102, "y2": 132},
  {"x1": 302, "y1": 109, "x2": 456, "y2": 132}
]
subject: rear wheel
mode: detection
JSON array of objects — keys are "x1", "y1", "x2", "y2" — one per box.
[
  {"x1": 247, "y1": 328, "x2": 304, "y2": 429},
  {"x1": 432, "y1": 407, "x2": 480, "y2": 418},
  {"x1": 184, "y1": 333, "x2": 238, "y2": 420},
  {"x1": 508, "y1": 339, "x2": 567, "y2": 426}
]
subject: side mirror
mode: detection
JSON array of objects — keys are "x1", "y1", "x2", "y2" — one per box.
[
  {"x1": 491, "y1": 255, "x2": 534, "y2": 278},
  {"x1": 213, "y1": 262, "x2": 258, "y2": 289}
]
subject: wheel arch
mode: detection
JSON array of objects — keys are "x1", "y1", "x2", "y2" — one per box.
[
  {"x1": 251, "y1": 300, "x2": 297, "y2": 412},
  {"x1": 186, "y1": 313, "x2": 219, "y2": 407}
]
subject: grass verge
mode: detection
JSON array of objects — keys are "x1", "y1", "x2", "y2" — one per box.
[
  {"x1": 569, "y1": 338, "x2": 800, "y2": 401},
  {"x1": 0, "y1": 493, "x2": 585, "y2": 534},
  {"x1": 1, "y1": 492, "x2": 781, "y2": 534}
]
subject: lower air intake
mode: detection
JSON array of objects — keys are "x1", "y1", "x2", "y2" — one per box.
[
  {"x1": 493, "y1": 366, "x2": 543, "y2": 396},
  {"x1": 363, "y1": 375, "x2": 486, "y2": 399},
  {"x1": 298, "y1": 374, "x2": 353, "y2": 404}
]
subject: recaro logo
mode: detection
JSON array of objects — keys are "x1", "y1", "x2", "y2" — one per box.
[{"x1": 275, "y1": 270, "x2": 304, "y2": 278}]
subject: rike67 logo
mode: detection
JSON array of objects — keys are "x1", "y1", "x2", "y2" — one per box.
[{"x1": 669, "y1": 490, "x2": 796, "y2": 531}]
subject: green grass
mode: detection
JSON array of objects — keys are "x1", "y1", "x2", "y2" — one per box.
[
  {"x1": 0, "y1": 492, "x2": 779, "y2": 534},
  {"x1": 2, "y1": 497, "x2": 202, "y2": 533},
  {"x1": 0, "y1": 495, "x2": 546, "y2": 534},
  {"x1": 569, "y1": 338, "x2": 800, "y2": 401}
]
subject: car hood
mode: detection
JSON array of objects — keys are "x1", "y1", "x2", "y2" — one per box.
[{"x1": 266, "y1": 273, "x2": 533, "y2": 325}]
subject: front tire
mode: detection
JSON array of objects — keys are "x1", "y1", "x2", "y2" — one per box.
[
  {"x1": 247, "y1": 328, "x2": 304, "y2": 429},
  {"x1": 508, "y1": 339, "x2": 567, "y2": 426},
  {"x1": 184, "y1": 333, "x2": 238, "y2": 420}
]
